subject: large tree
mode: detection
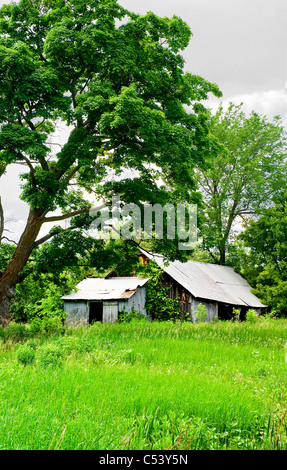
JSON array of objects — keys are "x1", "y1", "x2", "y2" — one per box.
[
  {"x1": 0, "y1": 0, "x2": 221, "y2": 325},
  {"x1": 195, "y1": 103, "x2": 287, "y2": 264}
]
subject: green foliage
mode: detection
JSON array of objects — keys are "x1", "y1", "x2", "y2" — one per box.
[
  {"x1": 137, "y1": 261, "x2": 180, "y2": 321},
  {"x1": 27, "y1": 315, "x2": 64, "y2": 336},
  {"x1": 17, "y1": 343, "x2": 36, "y2": 366},
  {"x1": 0, "y1": 243, "x2": 15, "y2": 271},
  {"x1": 232, "y1": 308, "x2": 240, "y2": 321},
  {"x1": 40, "y1": 315, "x2": 65, "y2": 335},
  {"x1": 11, "y1": 272, "x2": 77, "y2": 323},
  {"x1": 195, "y1": 303, "x2": 207, "y2": 322},
  {"x1": 196, "y1": 103, "x2": 287, "y2": 265},
  {"x1": 246, "y1": 309, "x2": 259, "y2": 323},
  {"x1": 0, "y1": 320, "x2": 287, "y2": 449},
  {"x1": 118, "y1": 307, "x2": 146, "y2": 323},
  {"x1": 5, "y1": 322, "x2": 28, "y2": 341},
  {"x1": 239, "y1": 197, "x2": 287, "y2": 317},
  {"x1": 28, "y1": 317, "x2": 43, "y2": 336},
  {"x1": 37, "y1": 343, "x2": 64, "y2": 368},
  {"x1": 0, "y1": 0, "x2": 222, "y2": 327}
]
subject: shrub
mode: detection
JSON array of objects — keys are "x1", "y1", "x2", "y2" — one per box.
[
  {"x1": 17, "y1": 344, "x2": 35, "y2": 366},
  {"x1": 5, "y1": 322, "x2": 27, "y2": 341},
  {"x1": 118, "y1": 308, "x2": 146, "y2": 323},
  {"x1": 138, "y1": 262, "x2": 180, "y2": 321},
  {"x1": 246, "y1": 309, "x2": 259, "y2": 323},
  {"x1": 195, "y1": 303, "x2": 207, "y2": 322},
  {"x1": 37, "y1": 343, "x2": 64, "y2": 368},
  {"x1": 28, "y1": 316, "x2": 65, "y2": 337},
  {"x1": 41, "y1": 316, "x2": 64, "y2": 335},
  {"x1": 25, "y1": 339, "x2": 38, "y2": 351},
  {"x1": 232, "y1": 308, "x2": 240, "y2": 321},
  {"x1": 28, "y1": 317, "x2": 42, "y2": 336}
]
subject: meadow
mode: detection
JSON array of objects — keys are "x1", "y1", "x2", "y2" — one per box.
[{"x1": 0, "y1": 317, "x2": 287, "y2": 450}]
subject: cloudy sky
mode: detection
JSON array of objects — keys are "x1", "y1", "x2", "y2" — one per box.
[{"x1": 0, "y1": 0, "x2": 287, "y2": 241}]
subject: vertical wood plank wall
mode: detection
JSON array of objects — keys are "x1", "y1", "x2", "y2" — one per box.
[{"x1": 102, "y1": 301, "x2": 118, "y2": 323}]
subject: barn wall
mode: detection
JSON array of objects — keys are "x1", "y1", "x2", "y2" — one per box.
[
  {"x1": 118, "y1": 288, "x2": 147, "y2": 316},
  {"x1": 191, "y1": 299, "x2": 218, "y2": 322},
  {"x1": 103, "y1": 301, "x2": 118, "y2": 323},
  {"x1": 64, "y1": 301, "x2": 89, "y2": 326},
  {"x1": 162, "y1": 274, "x2": 228, "y2": 322},
  {"x1": 163, "y1": 274, "x2": 193, "y2": 319}
]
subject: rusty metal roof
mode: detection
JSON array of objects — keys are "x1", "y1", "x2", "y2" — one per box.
[
  {"x1": 61, "y1": 277, "x2": 149, "y2": 301},
  {"x1": 140, "y1": 250, "x2": 265, "y2": 308}
]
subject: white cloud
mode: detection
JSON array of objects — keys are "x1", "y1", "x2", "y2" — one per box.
[{"x1": 209, "y1": 86, "x2": 287, "y2": 125}]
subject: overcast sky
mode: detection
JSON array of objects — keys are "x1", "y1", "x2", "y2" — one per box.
[
  {"x1": 1, "y1": 0, "x2": 287, "y2": 241},
  {"x1": 119, "y1": 0, "x2": 287, "y2": 118}
]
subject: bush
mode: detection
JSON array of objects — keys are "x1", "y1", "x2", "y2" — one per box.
[
  {"x1": 195, "y1": 303, "x2": 208, "y2": 322},
  {"x1": 41, "y1": 316, "x2": 64, "y2": 335},
  {"x1": 138, "y1": 262, "x2": 180, "y2": 321},
  {"x1": 17, "y1": 344, "x2": 35, "y2": 366},
  {"x1": 28, "y1": 316, "x2": 65, "y2": 337},
  {"x1": 5, "y1": 322, "x2": 28, "y2": 341},
  {"x1": 246, "y1": 309, "x2": 259, "y2": 323},
  {"x1": 25, "y1": 339, "x2": 38, "y2": 351},
  {"x1": 37, "y1": 343, "x2": 64, "y2": 368},
  {"x1": 118, "y1": 308, "x2": 146, "y2": 323},
  {"x1": 28, "y1": 317, "x2": 42, "y2": 336}
]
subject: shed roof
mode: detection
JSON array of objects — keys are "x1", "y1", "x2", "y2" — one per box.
[
  {"x1": 140, "y1": 250, "x2": 266, "y2": 308},
  {"x1": 61, "y1": 276, "x2": 149, "y2": 301}
]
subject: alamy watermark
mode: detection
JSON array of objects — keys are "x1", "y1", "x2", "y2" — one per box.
[{"x1": 88, "y1": 196, "x2": 197, "y2": 250}]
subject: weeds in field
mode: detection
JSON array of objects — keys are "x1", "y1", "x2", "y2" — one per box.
[{"x1": 0, "y1": 318, "x2": 286, "y2": 449}]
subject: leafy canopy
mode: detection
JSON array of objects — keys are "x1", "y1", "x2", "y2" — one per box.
[
  {"x1": 0, "y1": 0, "x2": 221, "y2": 216},
  {"x1": 239, "y1": 197, "x2": 287, "y2": 316},
  {"x1": 195, "y1": 103, "x2": 287, "y2": 264}
]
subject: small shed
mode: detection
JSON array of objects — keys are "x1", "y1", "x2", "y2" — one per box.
[
  {"x1": 139, "y1": 250, "x2": 266, "y2": 321},
  {"x1": 61, "y1": 276, "x2": 149, "y2": 326}
]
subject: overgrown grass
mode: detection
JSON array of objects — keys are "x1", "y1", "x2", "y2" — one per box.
[{"x1": 0, "y1": 318, "x2": 287, "y2": 449}]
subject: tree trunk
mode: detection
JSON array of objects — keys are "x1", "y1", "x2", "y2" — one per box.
[
  {"x1": 0, "y1": 285, "x2": 15, "y2": 328},
  {"x1": 0, "y1": 208, "x2": 46, "y2": 326}
]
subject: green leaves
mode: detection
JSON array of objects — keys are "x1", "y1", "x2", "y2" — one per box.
[
  {"x1": 0, "y1": 0, "x2": 223, "y2": 314},
  {"x1": 196, "y1": 103, "x2": 287, "y2": 264},
  {"x1": 238, "y1": 199, "x2": 287, "y2": 316}
]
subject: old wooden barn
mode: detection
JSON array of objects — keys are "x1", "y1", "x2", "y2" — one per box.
[
  {"x1": 139, "y1": 250, "x2": 266, "y2": 321},
  {"x1": 61, "y1": 277, "x2": 148, "y2": 326}
]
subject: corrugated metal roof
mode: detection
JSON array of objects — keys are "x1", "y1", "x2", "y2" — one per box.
[
  {"x1": 61, "y1": 277, "x2": 149, "y2": 301},
  {"x1": 140, "y1": 249, "x2": 265, "y2": 308}
]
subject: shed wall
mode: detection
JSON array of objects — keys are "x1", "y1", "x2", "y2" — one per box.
[
  {"x1": 191, "y1": 299, "x2": 218, "y2": 322},
  {"x1": 64, "y1": 301, "x2": 89, "y2": 326},
  {"x1": 103, "y1": 301, "x2": 118, "y2": 323},
  {"x1": 118, "y1": 288, "x2": 147, "y2": 317}
]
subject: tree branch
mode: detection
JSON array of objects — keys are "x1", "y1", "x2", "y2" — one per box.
[
  {"x1": 33, "y1": 228, "x2": 75, "y2": 248},
  {"x1": 1, "y1": 236, "x2": 17, "y2": 244},
  {"x1": 43, "y1": 204, "x2": 106, "y2": 223}
]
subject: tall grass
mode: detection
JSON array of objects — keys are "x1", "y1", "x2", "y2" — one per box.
[{"x1": 0, "y1": 318, "x2": 287, "y2": 449}]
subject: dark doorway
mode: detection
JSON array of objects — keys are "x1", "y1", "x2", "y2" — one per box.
[
  {"x1": 239, "y1": 306, "x2": 248, "y2": 321},
  {"x1": 89, "y1": 302, "x2": 103, "y2": 324},
  {"x1": 218, "y1": 303, "x2": 234, "y2": 320}
]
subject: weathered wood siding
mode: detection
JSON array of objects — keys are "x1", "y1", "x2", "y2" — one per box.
[
  {"x1": 162, "y1": 273, "x2": 193, "y2": 320},
  {"x1": 162, "y1": 273, "x2": 218, "y2": 322},
  {"x1": 64, "y1": 301, "x2": 89, "y2": 326},
  {"x1": 118, "y1": 288, "x2": 147, "y2": 317},
  {"x1": 103, "y1": 301, "x2": 118, "y2": 323},
  {"x1": 191, "y1": 299, "x2": 218, "y2": 322}
]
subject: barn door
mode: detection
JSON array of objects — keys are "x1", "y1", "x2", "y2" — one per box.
[
  {"x1": 89, "y1": 302, "x2": 103, "y2": 324},
  {"x1": 103, "y1": 301, "x2": 118, "y2": 323}
]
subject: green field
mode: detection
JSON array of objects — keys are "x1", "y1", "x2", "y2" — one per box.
[{"x1": 0, "y1": 318, "x2": 287, "y2": 450}]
